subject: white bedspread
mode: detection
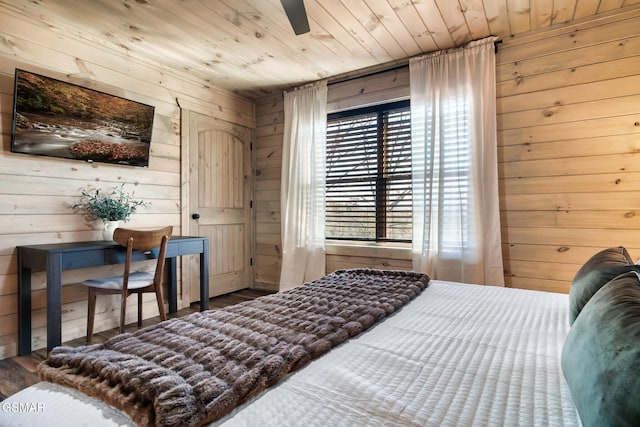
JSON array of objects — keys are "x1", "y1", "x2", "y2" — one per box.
[
  {"x1": 216, "y1": 280, "x2": 580, "y2": 426},
  {"x1": 1, "y1": 280, "x2": 580, "y2": 427}
]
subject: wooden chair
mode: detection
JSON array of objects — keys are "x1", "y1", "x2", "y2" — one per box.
[{"x1": 83, "y1": 226, "x2": 173, "y2": 343}]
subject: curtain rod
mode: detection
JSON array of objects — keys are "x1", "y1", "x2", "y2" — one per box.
[
  {"x1": 328, "y1": 37, "x2": 502, "y2": 87},
  {"x1": 327, "y1": 63, "x2": 408, "y2": 87}
]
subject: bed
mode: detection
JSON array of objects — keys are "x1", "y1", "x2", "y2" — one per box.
[{"x1": 3, "y1": 254, "x2": 639, "y2": 426}]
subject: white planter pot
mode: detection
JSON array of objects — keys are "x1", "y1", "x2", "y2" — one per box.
[{"x1": 102, "y1": 220, "x2": 120, "y2": 241}]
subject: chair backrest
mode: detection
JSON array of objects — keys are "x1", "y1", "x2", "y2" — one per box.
[{"x1": 113, "y1": 226, "x2": 173, "y2": 289}]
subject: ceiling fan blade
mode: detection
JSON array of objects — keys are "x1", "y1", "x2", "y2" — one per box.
[{"x1": 280, "y1": 0, "x2": 310, "y2": 35}]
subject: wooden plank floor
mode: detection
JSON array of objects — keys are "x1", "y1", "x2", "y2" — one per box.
[{"x1": 0, "y1": 288, "x2": 273, "y2": 401}]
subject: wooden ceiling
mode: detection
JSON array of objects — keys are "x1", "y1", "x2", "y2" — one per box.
[{"x1": 5, "y1": 0, "x2": 639, "y2": 98}]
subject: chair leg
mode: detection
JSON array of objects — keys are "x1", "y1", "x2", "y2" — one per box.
[
  {"x1": 119, "y1": 291, "x2": 127, "y2": 334},
  {"x1": 137, "y1": 293, "x2": 143, "y2": 327},
  {"x1": 155, "y1": 283, "x2": 167, "y2": 321},
  {"x1": 87, "y1": 288, "x2": 96, "y2": 344}
]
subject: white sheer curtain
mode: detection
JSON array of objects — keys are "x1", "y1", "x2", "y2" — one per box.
[
  {"x1": 410, "y1": 37, "x2": 504, "y2": 286},
  {"x1": 279, "y1": 80, "x2": 328, "y2": 291}
]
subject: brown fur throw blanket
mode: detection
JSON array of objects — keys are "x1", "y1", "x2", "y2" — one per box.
[{"x1": 38, "y1": 268, "x2": 429, "y2": 427}]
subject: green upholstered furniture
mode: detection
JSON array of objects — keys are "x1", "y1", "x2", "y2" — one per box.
[
  {"x1": 563, "y1": 253, "x2": 640, "y2": 427},
  {"x1": 568, "y1": 246, "x2": 637, "y2": 325}
]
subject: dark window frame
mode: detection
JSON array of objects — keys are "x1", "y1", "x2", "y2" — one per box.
[{"x1": 326, "y1": 100, "x2": 412, "y2": 243}]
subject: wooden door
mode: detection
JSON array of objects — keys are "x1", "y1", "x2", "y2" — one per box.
[{"x1": 187, "y1": 111, "x2": 252, "y2": 300}]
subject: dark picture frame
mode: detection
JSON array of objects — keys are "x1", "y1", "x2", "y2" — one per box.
[{"x1": 11, "y1": 69, "x2": 155, "y2": 167}]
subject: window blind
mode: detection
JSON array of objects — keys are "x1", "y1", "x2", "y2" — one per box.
[
  {"x1": 326, "y1": 101, "x2": 412, "y2": 241},
  {"x1": 424, "y1": 98, "x2": 472, "y2": 249}
]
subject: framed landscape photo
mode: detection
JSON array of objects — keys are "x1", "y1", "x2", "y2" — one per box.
[{"x1": 11, "y1": 69, "x2": 155, "y2": 167}]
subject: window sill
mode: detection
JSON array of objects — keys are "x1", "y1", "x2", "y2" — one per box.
[
  {"x1": 326, "y1": 239, "x2": 410, "y2": 248},
  {"x1": 325, "y1": 240, "x2": 412, "y2": 260}
]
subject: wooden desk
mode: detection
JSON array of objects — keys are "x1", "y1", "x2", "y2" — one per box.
[{"x1": 17, "y1": 236, "x2": 209, "y2": 355}]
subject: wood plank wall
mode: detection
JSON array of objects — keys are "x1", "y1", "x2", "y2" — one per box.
[
  {"x1": 497, "y1": 7, "x2": 640, "y2": 293},
  {"x1": 253, "y1": 8, "x2": 640, "y2": 294},
  {"x1": 254, "y1": 96, "x2": 284, "y2": 290},
  {"x1": 0, "y1": 6, "x2": 254, "y2": 358}
]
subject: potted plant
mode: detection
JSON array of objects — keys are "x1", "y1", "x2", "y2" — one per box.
[{"x1": 69, "y1": 184, "x2": 150, "y2": 240}]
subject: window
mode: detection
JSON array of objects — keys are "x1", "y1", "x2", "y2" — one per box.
[
  {"x1": 325, "y1": 100, "x2": 412, "y2": 242},
  {"x1": 423, "y1": 98, "x2": 472, "y2": 250}
]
